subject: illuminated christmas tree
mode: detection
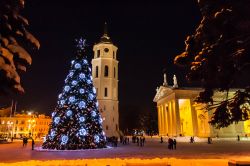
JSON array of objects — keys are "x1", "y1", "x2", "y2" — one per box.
[{"x1": 42, "y1": 38, "x2": 106, "y2": 150}]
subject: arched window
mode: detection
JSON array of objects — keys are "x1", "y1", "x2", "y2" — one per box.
[
  {"x1": 104, "y1": 88, "x2": 108, "y2": 97},
  {"x1": 97, "y1": 50, "x2": 100, "y2": 58},
  {"x1": 104, "y1": 65, "x2": 109, "y2": 77},
  {"x1": 114, "y1": 67, "x2": 116, "y2": 78},
  {"x1": 95, "y1": 66, "x2": 98, "y2": 78}
]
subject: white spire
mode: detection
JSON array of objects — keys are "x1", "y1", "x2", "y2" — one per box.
[
  {"x1": 173, "y1": 74, "x2": 178, "y2": 88},
  {"x1": 163, "y1": 73, "x2": 168, "y2": 86}
]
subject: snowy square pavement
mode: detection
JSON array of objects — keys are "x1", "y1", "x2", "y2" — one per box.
[{"x1": 1, "y1": 136, "x2": 250, "y2": 162}]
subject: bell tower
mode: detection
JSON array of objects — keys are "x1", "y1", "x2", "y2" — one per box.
[{"x1": 92, "y1": 23, "x2": 119, "y2": 137}]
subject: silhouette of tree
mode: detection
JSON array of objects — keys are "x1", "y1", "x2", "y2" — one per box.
[{"x1": 175, "y1": 0, "x2": 250, "y2": 128}]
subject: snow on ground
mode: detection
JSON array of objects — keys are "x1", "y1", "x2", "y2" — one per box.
[
  {"x1": 0, "y1": 158, "x2": 229, "y2": 166},
  {"x1": 0, "y1": 136, "x2": 250, "y2": 165}
]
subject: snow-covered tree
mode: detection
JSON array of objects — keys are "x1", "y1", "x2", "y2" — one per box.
[
  {"x1": 174, "y1": 0, "x2": 250, "y2": 128},
  {"x1": 0, "y1": 0, "x2": 40, "y2": 97},
  {"x1": 42, "y1": 38, "x2": 106, "y2": 150}
]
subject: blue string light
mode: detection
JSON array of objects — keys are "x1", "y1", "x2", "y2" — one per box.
[
  {"x1": 42, "y1": 38, "x2": 106, "y2": 150},
  {"x1": 61, "y1": 135, "x2": 69, "y2": 145}
]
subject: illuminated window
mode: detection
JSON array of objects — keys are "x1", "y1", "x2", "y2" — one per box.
[
  {"x1": 97, "y1": 50, "x2": 100, "y2": 58},
  {"x1": 104, "y1": 88, "x2": 108, "y2": 97},
  {"x1": 95, "y1": 66, "x2": 99, "y2": 78},
  {"x1": 104, "y1": 65, "x2": 109, "y2": 77}
]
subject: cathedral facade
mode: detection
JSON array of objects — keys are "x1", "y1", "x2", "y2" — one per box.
[
  {"x1": 154, "y1": 74, "x2": 250, "y2": 138},
  {"x1": 92, "y1": 23, "x2": 119, "y2": 137}
]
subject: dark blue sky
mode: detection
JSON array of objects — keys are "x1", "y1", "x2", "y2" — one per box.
[{"x1": 16, "y1": 0, "x2": 201, "y2": 128}]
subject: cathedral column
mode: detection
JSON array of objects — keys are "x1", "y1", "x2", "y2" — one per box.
[
  {"x1": 175, "y1": 99, "x2": 181, "y2": 136},
  {"x1": 190, "y1": 100, "x2": 198, "y2": 136},
  {"x1": 168, "y1": 102, "x2": 173, "y2": 136},
  {"x1": 161, "y1": 105, "x2": 165, "y2": 135},
  {"x1": 171, "y1": 100, "x2": 177, "y2": 136},
  {"x1": 164, "y1": 104, "x2": 168, "y2": 135},
  {"x1": 162, "y1": 106, "x2": 165, "y2": 135},
  {"x1": 157, "y1": 106, "x2": 162, "y2": 135},
  {"x1": 160, "y1": 106, "x2": 163, "y2": 135}
]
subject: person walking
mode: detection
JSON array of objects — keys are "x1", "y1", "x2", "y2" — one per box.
[
  {"x1": 237, "y1": 135, "x2": 240, "y2": 141},
  {"x1": 142, "y1": 136, "x2": 145, "y2": 146},
  {"x1": 168, "y1": 138, "x2": 173, "y2": 150},
  {"x1": 173, "y1": 139, "x2": 177, "y2": 150},
  {"x1": 22, "y1": 137, "x2": 25, "y2": 147},
  {"x1": 140, "y1": 137, "x2": 143, "y2": 147},
  {"x1": 120, "y1": 136, "x2": 123, "y2": 143},
  {"x1": 190, "y1": 137, "x2": 194, "y2": 143},
  {"x1": 160, "y1": 136, "x2": 163, "y2": 143},
  {"x1": 136, "y1": 137, "x2": 139, "y2": 146},
  {"x1": 115, "y1": 137, "x2": 118, "y2": 147},
  {"x1": 208, "y1": 137, "x2": 212, "y2": 144},
  {"x1": 31, "y1": 138, "x2": 35, "y2": 150}
]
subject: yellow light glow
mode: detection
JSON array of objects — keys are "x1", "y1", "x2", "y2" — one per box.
[
  {"x1": 244, "y1": 119, "x2": 250, "y2": 135},
  {"x1": 0, "y1": 158, "x2": 229, "y2": 166},
  {"x1": 178, "y1": 99, "x2": 193, "y2": 136}
]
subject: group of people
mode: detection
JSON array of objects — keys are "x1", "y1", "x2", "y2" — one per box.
[
  {"x1": 160, "y1": 137, "x2": 177, "y2": 149},
  {"x1": 136, "y1": 136, "x2": 145, "y2": 147},
  {"x1": 107, "y1": 136, "x2": 119, "y2": 147},
  {"x1": 168, "y1": 138, "x2": 176, "y2": 150},
  {"x1": 22, "y1": 137, "x2": 35, "y2": 150},
  {"x1": 131, "y1": 135, "x2": 146, "y2": 146},
  {"x1": 109, "y1": 135, "x2": 146, "y2": 147},
  {"x1": 120, "y1": 136, "x2": 130, "y2": 145},
  {"x1": 22, "y1": 137, "x2": 28, "y2": 147}
]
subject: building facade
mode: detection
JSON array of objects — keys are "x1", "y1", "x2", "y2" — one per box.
[
  {"x1": 154, "y1": 74, "x2": 250, "y2": 138},
  {"x1": 0, "y1": 113, "x2": 51, "y2": 139},
  {"x1": 92, "y1": 23, "x2": 119, "y2": 137}
]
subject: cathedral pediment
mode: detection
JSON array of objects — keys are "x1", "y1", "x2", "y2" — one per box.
[{"x1": 153, "y1": 86, "x2": 173, "y2": 102}]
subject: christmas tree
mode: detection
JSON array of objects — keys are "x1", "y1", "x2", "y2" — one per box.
[{"x1": 42, "y1": 38, "x2": 106, "y2": 150}]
